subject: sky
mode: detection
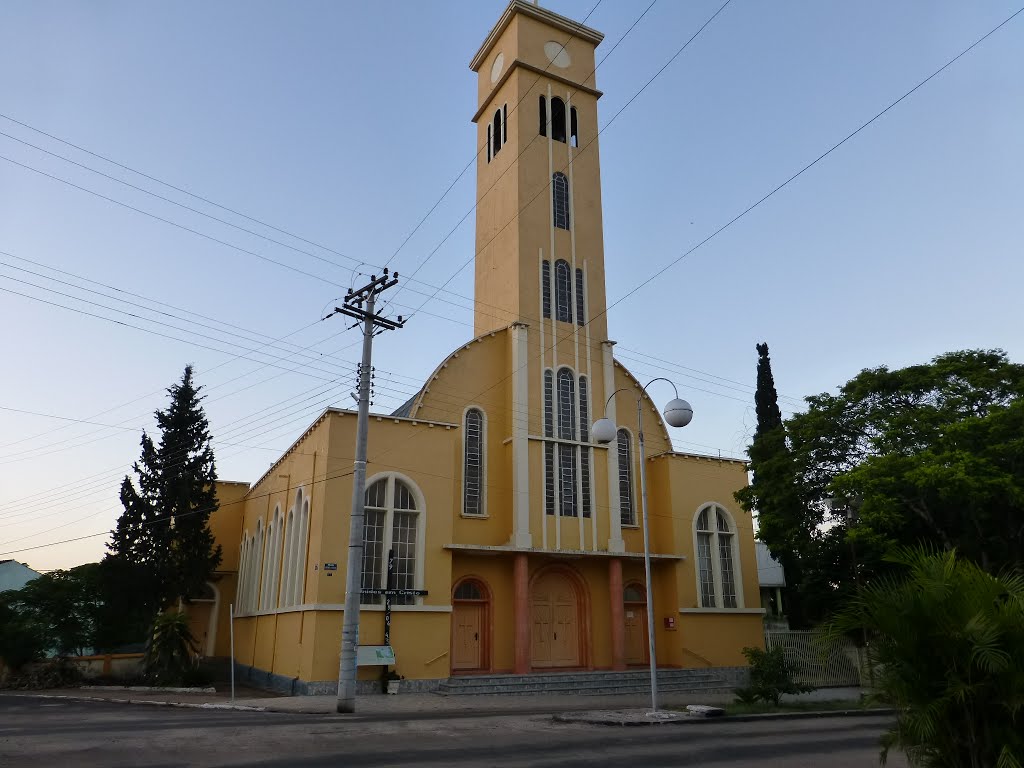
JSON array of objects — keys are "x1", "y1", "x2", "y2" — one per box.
[{"x1": 1, "y1": 0, "x2": 1021, "y2": 572}]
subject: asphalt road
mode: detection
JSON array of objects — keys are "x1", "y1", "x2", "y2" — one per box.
[{"x1": 0, "y1": 695, "x2": 905, "y2": 767}]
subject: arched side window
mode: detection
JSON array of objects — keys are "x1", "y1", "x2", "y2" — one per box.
[
  {"x1": 281, "y1": 507, "x2": 296, "y2": 607},
  {"x1": 574, "y1": 267, "x2": 585, "y2": 326},
  {"x1": 570, "y1": 106, "x2": 578, "y2": 147},
  {"x1": 551, "y1": 97, "x2": 566, "y2": 143},
  {"x1": 552, "y1": 173, "x2": 570, "y2": 230},
  {"x1": 579, "y1": 376, "x2": 592, "y2": 519},
  {"x1": 250, "y1": 521, "x2": 264, "y2": 613},
  {"x1": 554, "y1": 259, "x2": 571, "y2": 322},
  {"x1": 557, "y1": 367, "x2": 577, "y2": 517},
  {"x1": 261, "y1": 507, "x2": 283, "y2": 610},
  {"x1": 617, "y1": 429, "x2": 635, "y2": 526},
  {"x1": 539, "y1": 95, "x2": 547, "y2": 137},
  {"x1": 292, "y1": 497, "x2": 309, "y2": 606},
  {"x1": 362, "y1": 475, "x2": 424, "y2": 607},
  {"x1": 543, "y1": 369, "x2": 555, "y2": 516},
  {"x1": 486, "y1": 123, "x2": 492, "y2": 163},
  {"x1": 695, "y1": 504, "x2": 740, "y2": 608},
  {"x1": 463, "y1": 408, "x2": 485, "y2": 517},
  {"x1": 237, "y1": 534, "x2": 250, "y2": 613}
]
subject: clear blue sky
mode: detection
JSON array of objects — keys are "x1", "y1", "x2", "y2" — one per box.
[{"x1": 1, "y1": 1, "x2": 1021, "y2": 571}]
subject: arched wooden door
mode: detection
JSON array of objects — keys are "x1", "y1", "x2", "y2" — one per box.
[
  {"x1": 623, "y1": 583, "x2": 649, "y2": 666},
  {"x1": 531, "y1": 570, "x2": 581, "y2": 668},
  {"x1": 451, "y1": 579, "x2": 489, "y2": 672}
]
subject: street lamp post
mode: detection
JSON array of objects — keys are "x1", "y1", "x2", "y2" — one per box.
[{"x1": 592, "y1": 378, "x2": 692, "y2": 714}]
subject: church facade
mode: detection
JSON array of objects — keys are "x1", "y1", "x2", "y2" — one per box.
[{"x1": 192, "y1": 0, "x2": 765, "y2": 692}]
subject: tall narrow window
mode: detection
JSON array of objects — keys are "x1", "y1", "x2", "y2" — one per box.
[
  {"x1": 579, "y1": 376, "x2": 591, "y2": 519},
  {"x1": 362, "y1": 480, "x2": 387, "y2": 606},
  {"x1": 557, "y1": 368, "x2": 577, "y2": 517},
  {"x1": 617, "y1": 429, "x2": 635, "y2": 526},
  {"x1": 570, "y1": 106, "x2": 578, "y2": 147},
  {"x1": 554, "y1": 259, "x2": 571, "y2": 322},
  {"x1": 551, "y1": 97, "x2": 566, "y2": 143},
  {"x1": 539, "y1": 95, "x2": 547, "y2": 137},
  {"x1": 292, "y1": 497, "x2": 309, "y2": 605},
  {"x1": 695, "y1": 505, "x2": 741, "y2": 608},
  {"x1": 281, "y1": 508, "x2": 295, "y2": 607},
  {"x1": 541, "y1": 261, "x2": 551, "y2": 319},
  {"x1": 574, "y1": 268, "x2": 585, "y2": 325},
  {"x1": 492, "y1": 109, "x2": 502, "y2": 157},
  {"x1": 552, "y1": 172, "x2": 570, "y2": 230},
  {"x1": 391, "y1": 483, "x2": 418, "y2": 606},
  {"x1": 502, "y1": 104, "x2": 507, "y2": 144},
  {"x1": 486, "y1": 124, "x2": 492, "y2": 163},
  {"x1": 544, "y1": 369, "x2": 555, "y2": 516},
  {"x1": 463, "y1": 408, "x2": 485, "y2": 516}
]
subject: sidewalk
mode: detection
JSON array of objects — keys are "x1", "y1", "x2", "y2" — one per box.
[{"x1": 2, "y1": 685, "x2": 865, "y2": 717}]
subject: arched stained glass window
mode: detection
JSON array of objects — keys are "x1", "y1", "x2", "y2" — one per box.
[
  {"x1": 554, "y1": 259, "x2": 571, "y2": 322},
  {"x1": 552, "y1": 173, "x2": 570, "y2": 230},
  {"x1": 463, "y1": 408, "x2": 485, "y2": 516},
  {"x1": 695, "y1": 504, "x2": 740, "y2": 608},
  {"x1": 557, "y1": 368, "x2": 577, "y2": 517},
  {"x1": 617, "y1": 429, "x2": 635, "y2": 526},
  {"x1": 362, "y1": 476, "x2": 423, "y2": 607}
]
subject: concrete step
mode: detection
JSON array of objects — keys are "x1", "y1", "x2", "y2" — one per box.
[{"x1": 436, "y1": 668, "x2": 734, "y2": 696}]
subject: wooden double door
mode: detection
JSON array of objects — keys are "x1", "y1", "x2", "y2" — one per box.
[{"x1": 531, "y1": 571, "x2": 581, "y2": 668}]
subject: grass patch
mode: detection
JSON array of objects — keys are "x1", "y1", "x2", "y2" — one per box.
[{"x1": 722, "y1": 699, "x2": 870, "y2": 716}]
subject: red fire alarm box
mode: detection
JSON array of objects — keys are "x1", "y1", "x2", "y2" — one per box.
[{"x1": 664, "y1": 616, "x2": 676, "y2": 630}]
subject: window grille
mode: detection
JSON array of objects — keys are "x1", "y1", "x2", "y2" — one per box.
[
  {"x1": 558, "y1": 442, "x2": 577, "y2": 517},
  {"x1": 554, "y1": 259, "x2": 571, "y2": 322},
  {"x1": 552, "y1": 173, "x2": 570, "y2": 230},
  {"x1": 695, "y1": 505, "x2": 740, "y2": 608},
  {"x1": 463, "y1": 409, "x2": 484, "y2": 516},
  {"x1": 362, "y1": 477, "x2": 421, "y2": 607},
  {"x1": 454, "y1": 580, "x2": 484, "y2": 601},
  {"x1": 557, "y1": 368, "x2": 576, "y2": 440},
  {"x1": 361, "y1": 504, "x2": 386, "y2": 606},
  {"x1": 391, "y1": 509, "x2": 417, "y2": 606},
  {"x1": 544, "y1": 442, "x2": 556, "y2": 516},
  {"x1": 541, "y1": 261, "x2": 551, "y2": 319},
  {"x1": 574, "y1": 268, "x2": 585, "y2": 325},
  {"x1": 617, "y1": 429, "x2": 635, "y2": 526}
]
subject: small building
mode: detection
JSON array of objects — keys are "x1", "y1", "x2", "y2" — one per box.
[
  {"x1": 0, "y1": 560, "x2": 40, "y2": 594},
  {"x1": 756, "y1": 543, "x2": 788, "y2": 629},
  {"x1": 195, "y1": 0, "x2": 765, "y2": 693}
]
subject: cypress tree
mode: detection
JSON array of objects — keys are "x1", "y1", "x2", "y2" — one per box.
[
  {"x1": 735, "y1": 343, "x2": 808, "y2": 626},
  {"x1": 105, "y1": 366, "x2": 221, "y2": 632}
]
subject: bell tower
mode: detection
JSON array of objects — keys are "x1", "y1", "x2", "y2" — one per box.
[{"x1": 469, "y1": 0, "x2": 608, "y2": 343}]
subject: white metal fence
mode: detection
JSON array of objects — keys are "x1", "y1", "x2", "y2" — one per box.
[{"x1": 764, "y1": 630, "x2": 862, "y2": 687}]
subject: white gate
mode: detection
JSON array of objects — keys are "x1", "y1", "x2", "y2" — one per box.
[{"x1": 763, "y1": 630, "x2": 862, "y2": 687}]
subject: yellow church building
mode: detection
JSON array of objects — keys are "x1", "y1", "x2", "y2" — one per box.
[{"x1": 193, "y1": 0, "x2": 765, "y2": 694}]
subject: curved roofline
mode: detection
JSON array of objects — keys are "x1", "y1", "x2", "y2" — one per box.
[{"x1": 405, "y1": 326, "x2": 511, "y2": 419}]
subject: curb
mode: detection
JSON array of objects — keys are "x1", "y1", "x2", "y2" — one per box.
[
  {"x1": 553, "y1": 707, "x2": 896, "y2": 727},
  {"x1": 4, "y1": 693, "x2": 266, "y2": 712},
  {"x1": 81, "y1": 685, "x2": 218, "y2": 694}
]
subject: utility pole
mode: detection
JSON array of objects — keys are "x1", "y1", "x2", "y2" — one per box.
[{"x1": 329, "y1": 270, "x2": 404, "y2": 714}]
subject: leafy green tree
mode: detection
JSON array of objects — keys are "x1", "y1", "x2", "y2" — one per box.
[
  {"x1": 1, "y1": 564, "x2": 102, "y2": 656},
  {"x1": 0, "y1": 596, "x2": 46, "y2": 672},
  {"x1": 106, "y1": 366, "x2": 222, "y2": 626},
  {"x1": 733, "y1": 645, "x2": 811, "y2": 706},
  {"x1": 735, "y1": 343, "x2": 813, "y2": 625},
  {"x1": 789, "y1": 349, "x2": 1024, "y2": 580},
  {"x1": 830, "y1": 547, "x2": 1024, "y2": 767}
]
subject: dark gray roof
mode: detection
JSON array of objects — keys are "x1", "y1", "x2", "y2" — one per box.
[{"x1": 390, "y1": 391, "x2": 422, "y2": 418}]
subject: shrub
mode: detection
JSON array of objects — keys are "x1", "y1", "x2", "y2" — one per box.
[
  {"x1": 143, "y1": 612, "x2": 198, "y2": 686},
  {"x1": 1, "y1": 658, "x2": 83, "y2": 690},
  {"x1": 829, "y1": 546, "x2": 1024, "y2": 767},
  {"x1": 734, "y1": 645, "x2": 811, "y2": 706}
]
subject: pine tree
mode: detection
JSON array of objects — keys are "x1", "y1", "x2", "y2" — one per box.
[
  {"x1": 105, "y1": 366, "x2": 222, "y2": 628},
  {"x1": 735, "y1": 343, "x2": 809, "y2": 626}
]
